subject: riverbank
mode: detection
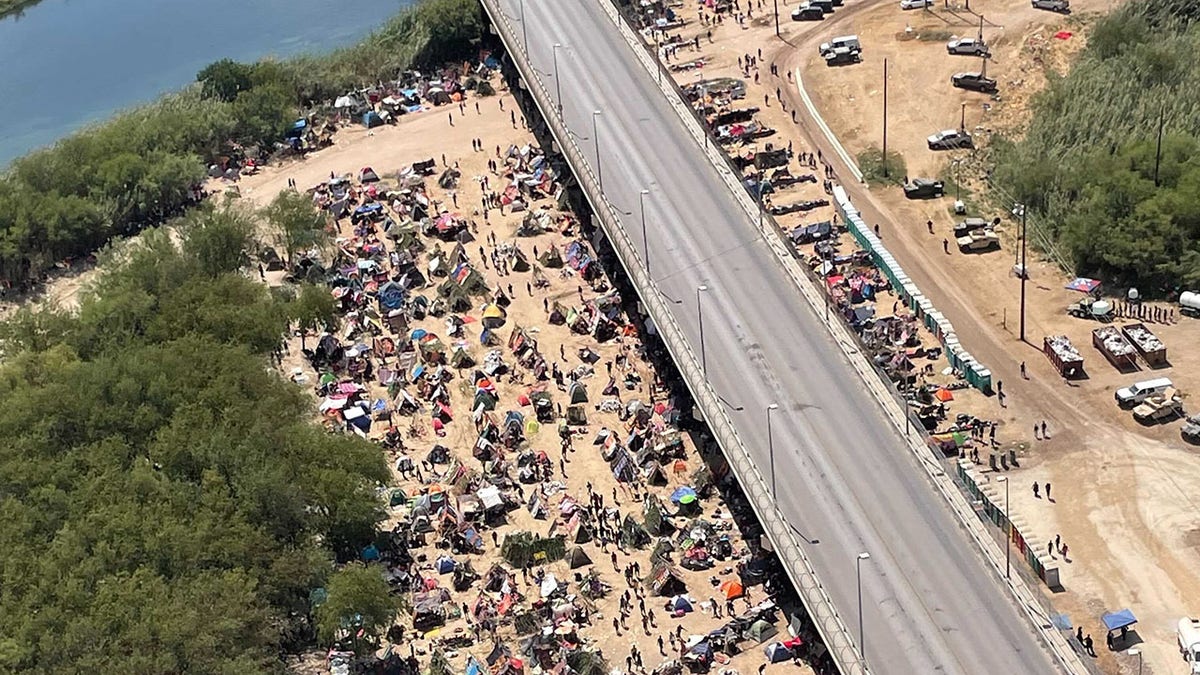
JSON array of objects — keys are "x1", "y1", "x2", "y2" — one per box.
[
  {"x1": 0, "y1": 0, "x2": 481, "y2": 289},
  {"x1": 0, "y1": 0, "x2": 42, "y2": 20}
]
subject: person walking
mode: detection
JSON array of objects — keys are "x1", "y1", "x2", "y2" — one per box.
[
  {"x1": 1032, "y1": 482, "x2": 1040, "y2": 498},
  {"x1": 1084, "y1": 634, "x2": 1095, "y2": 657},
  {"x1": 1045, "y1": 482, "x2": 1052, "y2": 500},
  {"x1": 1034, "y1": 423, "x2": 1040, "y2": 440},
  {"x1": 1020, "y1": 361, "x2": 1027, "y2": 378},
  {"x1": 1041, "y1": 420, "x2": 1048, "y2": 438},
  {"x1": 943, "y1": 238, "x2": 950, "y2": 254}
]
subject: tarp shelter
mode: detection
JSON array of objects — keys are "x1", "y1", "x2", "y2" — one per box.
[
  {"x1": 719, "y1": 578, "x2": 744, "y2": 600},
  {"x1": 1101, "y1": 609, "x2": 1137, "y2": 633},
  {"x1": 764, "y1": 642, "x2": 793, "y2": 663},
  {"x1": 747, "y1": 619, "x2": 778, "y2": 644},
  {"x1": 648, "y1": 562, "x2": 687, "y2": 596},
  {"x1": 669, "y1": 595, "x2": 694, "y2": 613},
  {"x1": 670, "y1": 486, "x2": 698, "y2": 505},
  {"x1": 1065, "y1": 277, "x2": 1102, "y2": 294},
  {"x1": 567, "y1": 546, "x2": 593, "y2": 569},
  {"x1": 362, "y1": 111, "x2": 384, "y2": 128}
]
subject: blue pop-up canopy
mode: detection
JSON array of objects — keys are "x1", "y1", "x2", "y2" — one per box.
[{"x1": 1101, "y1": 609, "x2": 1137, "y2": 632}]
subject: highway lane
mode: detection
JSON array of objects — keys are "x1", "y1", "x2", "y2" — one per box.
[{"x1": 496, "y1": 0, "x2": 1060, "y2": 672}]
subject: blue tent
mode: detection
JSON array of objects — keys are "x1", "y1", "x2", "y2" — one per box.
[
  {"x1": 670, "y1": 486, "x2": 698, "y2": 505},
  {"x1": 361, "y1": 545, "x2": 380, "y2": 562},
  {"x1": 764, "y1": 642, "x2": 793, "y2": 663},
  {"x1": 1101, "y1": 609, "x2": 1137, "y2": 632},
  {"x1": 285, "y1": 119, "x2": 307, "y2": 139},
  {"x1": 362, "y1": 111, "x2": 384, "y2": 128},
  {"x1": 670, "y1": 595, "x2": 693, "y2": 613},
  {"x1": 378, "y1": 281, "x2": 405, "y2": 310},
  {"x1": 436, "y1": 555, "x2": 457, "y2": 574}
]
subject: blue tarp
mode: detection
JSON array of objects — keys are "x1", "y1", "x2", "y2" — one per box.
[
  {"x1": 362, "y1": 111, "x2": 384, "y2": 128},
  {"x1": 285, "y1": 119, "x2": 307, "y2": 139},
  {"x1": 670, "y1": 486, "x2": 697, "y2": 504},
  {"x1": 1101, "y1": 609, "x2": 1137, "y2": 632},
  {"x1": 1065, "y1": 277, "x2": 1102, "y2": 294}
]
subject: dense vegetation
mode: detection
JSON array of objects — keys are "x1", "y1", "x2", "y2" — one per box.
[
  {"x1": 0, "y1": 205, "x2": 390, "y2": 673},
  {"x1": 0, "y1": 1, "x2": 486, "y2": 671},
  {"x1": 993, "y1": 0, "x2": 1200, "y2": 293},
  {"x1": 0, "y1": 0, "x2": 483, "y2": 288}
]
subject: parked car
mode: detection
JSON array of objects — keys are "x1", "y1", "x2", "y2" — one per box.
[
  {"x1": 1182, "y1": 414, "x2": 1200, "y2": 445},
  {"x1": 819, "y1": 35, "x2": 861, "y2": 56},
  {"x1": 903, "y1": 178, "x2": 944, "y2": 199},
  {"x1": 900, "y1": 0, "x2": 932, "y2": 9},
  {"x1": 1032, "y1": 0, "x2": 1070, "y2": 12},
  {"x1": 927, "y1": 129, "x2": 973, "y2": 150},
  {"x1": 809, "y1": 0, "x2": 835, "y2": 13},
  {"x1": 946, "y1": 37, "x2": 989, "y2": 56},
  {"x1": 824, "y1": 46, "x2": 862, "y2": 66},
  {"x1": 952, "y1": 72, "x2": 998, "y2": 93},
  {"x1": 792, "y1": 5, "x2": 825, "y2": 20}
]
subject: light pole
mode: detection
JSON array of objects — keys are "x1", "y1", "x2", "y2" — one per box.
[
  {"x1": 592, "y1": 110, "x2": 603, "y2": 193},
  {"x1": 952, "y1": 159, "x2": 962, "y2": 203},
  {"x1": 997, "y1": 476, "x2": 1010, "y2": 580},
  {"x1": 960, "y1": 102, "x2": 967, "y2": 131},
  {"x1": 697, "y1": 285, "x2": 709, "y2": 375},
  {"x1": 857, "y1": 552, "x2": 871, "y2": 661},
  {"x1": 766, "y1": 403, "x2": 779, "y2": 499},
  {"x1": 773, "y1": 0, "x2": 780, "y2": 37},
  {"x1": 639, "y1": 189, "x2": 651, "y2": 277},
  {"x1": 1128, "y1": 648, "x2": 1142, "y2": 675},
  {"x1": 552, "y1": 43, "x2": 563, "y2": 116}
]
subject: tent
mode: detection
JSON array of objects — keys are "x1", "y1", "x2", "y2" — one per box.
[
  {"x1": 567, "y1": 546, "x2": 593, "y2": 569},
  {"x1": 648, "y1": 562, "x2": 687, "y2": 596},
  {"x1": 1101, "y1": 609, "x2": 1137, "y2": 633},
  {"x1": 763, "y1": 642, "x2": 793, "y2": 663},
  {"x1": 436, "y1": 555, "x2": 457, "y2": 574},
  {"x1": 747, "y1": 619, "x2": 778, "y2": 644},
  {"x1": 934, "y1": 388, "x2": 954, "y2": 402},
  {"x1": 669, "y1": 595, "x2": 694, "y2": 613},
  {"x1": 1065, "y1": 277, "x2": 1102, "y2": 294},
  {"x1": 568, "y1": 381, "x2": 588, "y2": 404},
  {"x1": 719, "y1": 578, "x2": 744, "y2": 600},
  {"x1": 670, "y1": 486, "x2": 698, "y2": 505},
  {"x1": 362, "y1": 111, "x2": 384, "y2": 128},
  {"x1": 482, "y1": 303, "x2": 507, "y2": 329},
  {"x1": 360, "y1": 166, "x2": 380, "y2": 182}
]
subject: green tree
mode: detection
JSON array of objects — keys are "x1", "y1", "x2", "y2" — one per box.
[
  {"x1": 290, "y1": 283, "x2": 340, "y2": 351},
  {"x1": 197, "y1": 58, "x2": 255, "y2": 102},
  {"x1": 315, "y1": 563, "x2": 397, "y2": 649},
  {"x1": 263, "y1": 190, "x2": 328, "y2": 265}
]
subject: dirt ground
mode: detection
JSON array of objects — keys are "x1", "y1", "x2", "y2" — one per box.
[
  {"x1": 230, "y1": 88, "x2": 809, "y2": 673},
  {"x1": 660, "y1": 0, "x2": 1200, "y2": 672}
]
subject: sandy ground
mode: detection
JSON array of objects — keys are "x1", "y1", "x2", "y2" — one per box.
[
  {"x1": 653, "y1": 0, "x2": 1200, "y2": 672},
  {"x1": 230, "y1": 88, "x2": 810, "y2": 673}
]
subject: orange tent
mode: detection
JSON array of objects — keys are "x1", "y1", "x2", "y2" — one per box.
[
  {"x1": 934, "y1": 388, "x2": 954, "y2": 402},
  {"x1": 719, "y1": 578, "x2": 744, "y2": 600}
]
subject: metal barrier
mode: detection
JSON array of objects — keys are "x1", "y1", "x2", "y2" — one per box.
[{"x1": 477, "y1": 2, "x2": 869, "y2": 673}]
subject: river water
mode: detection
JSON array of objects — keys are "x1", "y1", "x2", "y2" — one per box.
[{"x1": 0, "y1": 0, "x2": 408, "y2": 166}]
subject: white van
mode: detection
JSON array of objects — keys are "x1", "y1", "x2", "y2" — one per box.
[
  {"x1": 1115, "y1": 377, "x2": 1173, "y2": 407},
  {"x1": 1178, "y1": 618, "x2": 1200, "y2": 674}
]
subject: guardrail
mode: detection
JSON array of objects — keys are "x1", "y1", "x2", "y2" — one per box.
[{"x1": 476, "y1": 1, "x2": 870, "y2": 673}]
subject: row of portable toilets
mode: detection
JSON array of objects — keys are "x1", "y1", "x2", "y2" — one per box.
[{"x1": 832, "y1": 186, "x2": 993, "y2": 392}]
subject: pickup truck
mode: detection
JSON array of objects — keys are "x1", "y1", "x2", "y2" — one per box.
[
  {"x1": 1133, "y1": 388, "x2": 1183, "y2": 424},
  {"x1": 1179, "y1": 618, "x2": 1200, "y2": 673}
]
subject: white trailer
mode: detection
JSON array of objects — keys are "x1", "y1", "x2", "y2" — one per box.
[{"x1": 1178, "y1": 618, "x2": 1200, "y2": 673}]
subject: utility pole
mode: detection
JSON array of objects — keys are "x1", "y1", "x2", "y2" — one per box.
[
  {"x1": 1154, "y1": 105, "x2": 1165, "y2": 187},
  {"x1": 1018, "y1": 204, "x2": 1028, "y2": 342},
  {"x1": 639, "y1": 189, "x2": 651, "y2": 278},
  {"x1": 766, "y1": 404, "x2": 779, "y2": 499},
  {"x1": 960, "y1": 102, "x2": 967, "y2": 131},
  {"x1": 978, "y1": 14, "x2": 984, "y2": 41},
  {"x1": 882, "y1": 58, "x2": 889, "y2": 178},
  {"x1": 774, "y1": 0, "x2": 780, "y2": 37},
  {"x1": 697, "y1": 285, "x2": 709, "y2": 375}
]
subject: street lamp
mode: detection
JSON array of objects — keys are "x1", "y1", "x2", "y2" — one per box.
[
  {"x1": 639, "y1": 189, "x2": 651, "y2": 277},
  {"x1": 592, "y1": 110, "x2": 604, "y2": 193},
  {"x1": 766, "y1": 403, "x2": 779, "y2": 499},
  {"x1": 552, "y1": 43, "x2": 563, "y2": 116},
  {"x1": 857, "y1": 552, "x2": 871, "y2": 661},
  {"x1": 1128, "y1": 648, "x2": 1142, "y2": 675},
  {"x1": 697, "y1": 285, "x2": 709, "y2": 375},
  {"x1": 996, "y1": 476, "x2": 1010, "y2": 580}
]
